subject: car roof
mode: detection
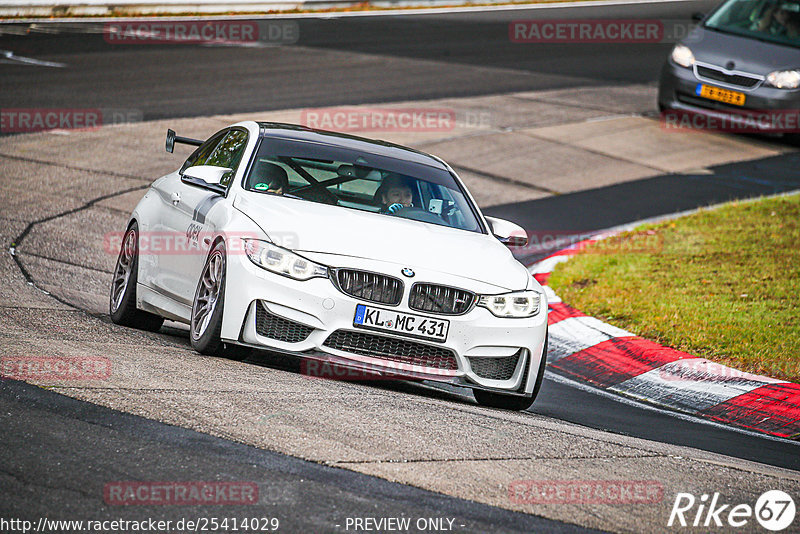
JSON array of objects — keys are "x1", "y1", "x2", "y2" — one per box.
[{"x1": 256, "y1": 122, "x2": 448, "y2": 170}]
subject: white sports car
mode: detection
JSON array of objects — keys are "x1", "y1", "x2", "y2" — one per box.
[{"x1": 110, "y1": 121, "x2": 548, "y2": 410}]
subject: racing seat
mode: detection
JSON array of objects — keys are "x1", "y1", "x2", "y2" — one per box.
[{"x1": 248, "y1": 160, "x2": 289, "y2": 193}]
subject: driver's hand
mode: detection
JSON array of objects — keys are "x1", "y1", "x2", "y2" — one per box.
[{"x1": 387, "y1": 203, "x2": 405, "y2": 214}]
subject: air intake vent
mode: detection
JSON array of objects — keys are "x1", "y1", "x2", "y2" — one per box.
[
  {"x1": 409, "y1": 284, "x2": 476, "y2": 315},
  {"x1": 323, "y1": 330, "x2": 458, "y2": 370},
  {"x1": 334, "y1": 269, "x2": 403, "y2": 306},
  {"x1": 255, "y1": 302, "x2": 314, "y2": 343},
  {"x1": 468, "y1": 352, "x2": 522, "y2": 381}
]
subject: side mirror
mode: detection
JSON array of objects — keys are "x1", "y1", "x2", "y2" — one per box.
[
  {"x1": 182, "y1": 165, "x2": 232, "y2": 192},
  {"x1": 485, "y1": 216, "x2": 528, "y2": 247},
  {"x1": 691, "y1": 12, "x2": 705, "y2": 22}
]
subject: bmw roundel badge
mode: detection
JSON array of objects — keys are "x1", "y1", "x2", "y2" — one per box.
[{"x1": 401, "y1": 268, "x2": 415, "y2": 278}]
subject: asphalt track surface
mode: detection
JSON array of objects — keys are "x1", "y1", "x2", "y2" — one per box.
[
  {"x1": 2, "y1": 1, "x2": 800, "y2": 531},
  {"x1": 1, "y1": 378, "x2": 593, "y2": 533},
  {"x1": 0, "y1": 1, "x2": 722, "y2": 120}
]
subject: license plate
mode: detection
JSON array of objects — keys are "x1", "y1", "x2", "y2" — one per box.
[
  {"x1": 696, "y1": 84, "x2": 746, "y2": 106},
  {"x1": 353, "y1": 304, "x2": 449, "y2": 343}
]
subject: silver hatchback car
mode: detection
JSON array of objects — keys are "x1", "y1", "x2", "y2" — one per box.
[{"x1": 658, "y1": 0, "x2": 800, "y2": 137}]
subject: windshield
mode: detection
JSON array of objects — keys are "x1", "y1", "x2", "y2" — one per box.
[
  {"x1": 705, "y1": 0, "x2": 800, "y2": 47},
  {"x1": 243, "y1": 137, "x2": 483, "y2": 233}
]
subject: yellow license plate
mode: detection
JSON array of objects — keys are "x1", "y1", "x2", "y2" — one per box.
[{"x1": 696, "y1": 84, "x2": 746, "y2": 106}]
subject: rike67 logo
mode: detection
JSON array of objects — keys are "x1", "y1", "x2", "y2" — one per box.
[{"x1": 668, "y1": 490, "x2": 795, "y2": 531}]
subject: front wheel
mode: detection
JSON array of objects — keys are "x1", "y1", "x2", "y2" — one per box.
[
  {"x1": 190, "y1": 240, "x2": 250, "y2": 361},
  {"x1": 473, "y1": 333, "x2": 548, "y2": 411}
]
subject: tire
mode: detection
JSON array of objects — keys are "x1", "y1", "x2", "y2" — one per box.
[
  {"x1": 190, "y1": 240, "x2": 250, "y2": 361},
  {"x1": 109, "y1": 222, "x2": 164, "y2": 332},
  {"x1": 473, "y1": 333, "x2": 548, "y2": 411}
]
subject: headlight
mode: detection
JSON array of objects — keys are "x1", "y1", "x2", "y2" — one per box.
[
  {"x1": 670, "y1": 44, "x2": 695, "y2": 68},
  {"x1": 765, "y1": 69, "x2": 800, "y2": 89},
  {"x1": 478, "y1": 290, "x2": 541, "y2": 318},
  {"x1": 243, "y1": 239, "x2": 328, "y2": 280}
]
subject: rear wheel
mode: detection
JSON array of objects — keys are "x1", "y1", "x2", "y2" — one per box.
[
  {"x1": 473, "y1": 333, "x2": 548, "y2": 411},
  {"x1": 109, "y1": 222, "x2": 164, "y2": 332},
  {"x1": 190, "y1": 240, "x2": 250, "y2": 361}
]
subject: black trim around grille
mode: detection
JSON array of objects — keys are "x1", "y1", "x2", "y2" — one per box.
[
  {"x1": 468, "y1": 352, "x2": 522, "y2": 381},
  {"x1": 696, "y1": 65, "x2": 761, "y2": 89},
  {"x1": 333, "y1": 268, "x2": 403, "y2": 306},
  {"x1": 409, "y1": 283, "x2": 476, "y2": 315},
  {"x1": 323, "y1": 329, "x2": 458, "y2": 370},
  {"x1": 255, "y1": 302, "x2": 314, "y2": 343}
]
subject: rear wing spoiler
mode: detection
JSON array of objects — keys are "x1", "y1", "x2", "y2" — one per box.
[{"x1": 165, "y1": 128, "x2": 203, "y2": 153}]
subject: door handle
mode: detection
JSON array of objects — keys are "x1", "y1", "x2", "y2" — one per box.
[{"x1": 170, "y1": 192, "x2": 181, "y2": 205}]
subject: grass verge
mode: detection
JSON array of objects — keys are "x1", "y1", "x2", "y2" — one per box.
[{"x1": 548, "y1": 194, "x2": 800, "y2": 382}]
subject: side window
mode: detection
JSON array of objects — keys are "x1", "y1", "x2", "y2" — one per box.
[
  {"x1": 206, "y1": 129, "x2": 249, "y2": 187},
  {"x1": 180, "y1": 130, "x2": 227, "y2": 174}
]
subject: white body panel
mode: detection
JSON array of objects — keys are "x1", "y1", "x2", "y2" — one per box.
[{"x1": 125, "y1": 121, "x2": 548, "y2": 395}]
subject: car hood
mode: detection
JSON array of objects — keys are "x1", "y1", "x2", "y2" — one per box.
[
  {"x1": 688, "y1": 27, "x2": 800, "y2": 73},
  {"x1": 233, "y1": 193, "x2": 529, "y2": 291}
]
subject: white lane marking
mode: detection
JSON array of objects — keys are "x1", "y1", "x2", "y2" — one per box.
[
  {"x1": 610, "y1": 358, "x2": 787, "y2": 412},
  {"x1": 542, "y1": 284, "x2": 561, "y2": 304},
  {"x1": 4, "y1": 0, "x2": 700, "y2": 23},
  {"x1": 1, "y1": 50, "x2": 66, "y2": 68},
  {"x1": 548, "y1": 315, "x2": 635, "y2": 361},
  {"x1": 610, "y1": 365, "x2": 775, "y2": 413},
  {"x1": 544, "y1": 370, "x2": 800, "y2": 446}
]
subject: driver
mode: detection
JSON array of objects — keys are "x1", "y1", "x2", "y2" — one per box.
[
  {"x1": 756, "y1": 2, "x2": 800, "y2": 37},
  {"x1": 379, "y1": 176, "x2": 414, "y2": 214}
]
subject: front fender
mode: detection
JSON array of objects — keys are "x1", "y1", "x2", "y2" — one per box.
[{"x1": 219, "y1": 208, "x2": 271, "y2": 341}]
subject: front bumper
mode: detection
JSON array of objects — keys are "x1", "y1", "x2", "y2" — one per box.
[
  {"x1": 658, "y1": 60, "x2": 800, "y2": 133},
  {"x1": 221, "y1": 251, "x2": 548, "y2": 396}
]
